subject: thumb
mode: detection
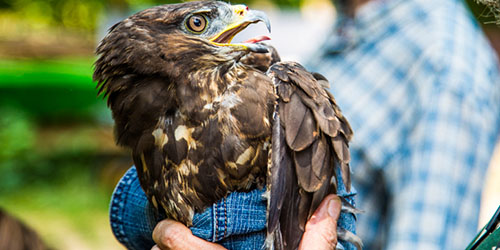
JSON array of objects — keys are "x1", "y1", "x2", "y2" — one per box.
[
  {"x1": 152, "y1": 219, "x2": 226, "y2": 250},
  {"x1": 298, "y1": 195, "x2": 341, "y2": 250}
]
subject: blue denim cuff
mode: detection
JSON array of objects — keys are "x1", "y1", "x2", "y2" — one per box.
[
  {"x1": 109, "y1": 167, "x2": 159, "y2": 250},
  {"x1": 110, "y1": 166, "x2": 357, "y2": 250}
]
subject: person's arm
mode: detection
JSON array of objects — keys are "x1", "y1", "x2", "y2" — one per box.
[
  {"x1": 151, "y1": 195, "x2": 342, "y2": 250},
  {"x1": 110, "y1": 166, "x2": 357, "y2": 249},
  {"x1": 110, "y1": 167, "x2": 269, "y2": 250},
  {"x1": 109, "y1": 167, "x2": 159, "y2": 250}
]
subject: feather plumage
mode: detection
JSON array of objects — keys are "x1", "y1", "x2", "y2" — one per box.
[
  {"x1": 94, "y1": 1, "x2": 357, "y2": 249},
  {"x1": 266, "y1": 62, "x2": 353, "y2": 250}
]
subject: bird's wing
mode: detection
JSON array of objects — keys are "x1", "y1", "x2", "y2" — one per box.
[{"x1": 266, "y1": 62, "x2": 355, "y2": 250}]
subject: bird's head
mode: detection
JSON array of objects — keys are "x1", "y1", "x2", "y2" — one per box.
[{"x1": 94, "y1": 1, "x2": 271, "y2": 83}]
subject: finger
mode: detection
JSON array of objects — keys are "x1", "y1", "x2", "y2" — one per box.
[
  {"x1": 153, "y1": 219, "x2": 227, "y2": 250},
  {"x1": 298, "y1": 195, "x2": 341, "y2": 250}
]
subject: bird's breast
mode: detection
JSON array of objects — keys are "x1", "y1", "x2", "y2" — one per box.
[{"x1": 139, "y1": 68, "x2": 276, "y2": 223}]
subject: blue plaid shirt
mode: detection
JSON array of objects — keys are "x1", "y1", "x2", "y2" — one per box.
[{"x1": 306, "y1": 0, "x2": 500, "y2": 249}]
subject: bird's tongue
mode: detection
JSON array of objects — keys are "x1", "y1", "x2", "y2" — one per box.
[{"x1": 243, "y1": 35, "x2": 271, "y2": 44}]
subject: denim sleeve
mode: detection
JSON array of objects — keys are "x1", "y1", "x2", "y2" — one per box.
[{"x1": 110, "y1": 166, "x2": 357, "y2": 250}]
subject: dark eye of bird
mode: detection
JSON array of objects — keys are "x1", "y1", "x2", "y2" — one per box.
[{"x1": 186, "y1": 14, "x2": 207, "y2": 33}]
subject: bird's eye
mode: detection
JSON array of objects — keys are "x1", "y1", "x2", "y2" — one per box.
[{"x1": 186, "y1": 14, "x2": 207, "y2": 33}]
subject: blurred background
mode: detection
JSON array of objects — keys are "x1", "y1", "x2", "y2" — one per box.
[{"x1": 0, "y1": 0, "x2": 498, "y2": 249}]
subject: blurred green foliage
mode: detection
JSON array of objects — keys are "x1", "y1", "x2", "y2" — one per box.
[
  {"x1": 0, "y1": 106, "x2": 103, "y2": 193},
  {"x1": 0, "y1": 58, "x2": 107, "y2": 121},
  {"x1": 0, "y1": 0, "x2": 303, "y2": 36},
  {"x1": 0, "y1": 108, "x2": 35, "y2": 162},
  {"x1": 0, "y1": 0, "x2": 103, "y2": 34},
  {"x1": 0, "y1": 0, "x2": 494, "y2": 39},
  {"x1": 0, "y1": 108, "x2": 36, "y2": 191}
]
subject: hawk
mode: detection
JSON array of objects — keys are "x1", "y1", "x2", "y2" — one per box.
[{"x1": 94, "y1": 1, "x2": 361, "y2": 249}]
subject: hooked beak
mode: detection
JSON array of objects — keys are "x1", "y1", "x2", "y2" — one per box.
[{"x1": 210, "y1": 5, "x2": 271, "y2": 53}]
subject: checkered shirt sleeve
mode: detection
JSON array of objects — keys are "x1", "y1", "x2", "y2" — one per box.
[{"x1": 307, "y1": 0, "x2": 500, "y2": 249}]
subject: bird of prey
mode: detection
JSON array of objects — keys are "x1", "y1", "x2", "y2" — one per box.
[{"x1": 94, "y1": 1, "x2": 360, "y2": 249}]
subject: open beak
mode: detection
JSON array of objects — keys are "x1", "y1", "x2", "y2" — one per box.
[{"x1": 210, "y1": 5, "x2": 271, "y2": 53}]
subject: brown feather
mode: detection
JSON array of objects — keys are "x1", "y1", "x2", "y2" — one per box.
[
  {"x1": 284, "y1": 93, "x2": 318, "y2": 151},
  {"x1": 293, "y1": 144, "x2": 322, "y2": 192},
  {"x1": 311, "y1": 136, "x2": 329, "y2": 179}
]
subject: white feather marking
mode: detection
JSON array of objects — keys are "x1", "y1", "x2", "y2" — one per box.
[
  {"x1": 236, "y1": 147, "x2": 255, "y2": 165},
  {"x1": 174, "y1": 125, "x2": 196, "y2": 149},
  {"x1": 263, "y1": 141, "x2": 272, "y2": 150},
  {"x1": 227, "y1": 162, "x2": 238, "y2": 169},
  {"x1": 261, "y1": 190, "x2": 271, "y2": 200},
  {"x1": 203, "y1": 103, "x2": 213, "y2": 110},
  {"x1": 221, "y1": 92, "x2": 242, "y2": 108},
  {"x1": 152, "y1": 128, "x2": 168, "y2": 148},
  {"x1": 263, "y1": 117, "x2": 270, "y2": 127},
  {"x1": 188, "y1": 207, "x2": 195, "y2": 222},
  {"x1": 123, "y1": 19, "x2": 133, "y2": 28},
  {"x1": 179, "y1": 161, "x2": 199, "y2": 175}
]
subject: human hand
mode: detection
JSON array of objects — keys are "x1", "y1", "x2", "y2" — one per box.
[
  {"x1": 298, "y1": 194, "x2": 341, "y2": 250},
  {"x1": 151, "y1": 219, "x2": 225, "y2": 250},
  {"x1": 151, "y1": 194, "x2": 341, "y2": 250}
]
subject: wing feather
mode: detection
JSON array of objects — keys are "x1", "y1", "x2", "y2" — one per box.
[
  {"x1": 266, "y1": 62, "x2": 353, "y2": 250},
  {"x1": 284, "y1": 93, "x2": 317, "y2": 151},
  {"x1": 294, "y1": 142, "x2": 322, "y2": 192}
]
